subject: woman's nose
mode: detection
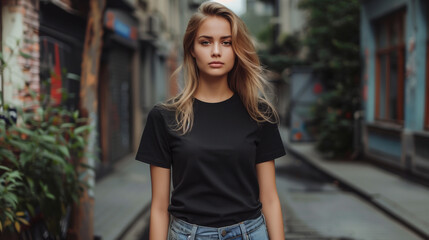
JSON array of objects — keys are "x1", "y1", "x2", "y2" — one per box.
[{"x1": 212, "y1": 43, "x2": 221, "y2": 57}]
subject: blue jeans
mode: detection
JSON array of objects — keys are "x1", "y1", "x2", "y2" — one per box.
[{"x1": 168, "y1": 213, "x2": 270, "y2": 240}]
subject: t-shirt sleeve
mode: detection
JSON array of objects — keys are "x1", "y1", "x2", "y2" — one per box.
[
  {"x1": 255, "y1": 120, "x2": 286, "y2": 164},
  {"x1": 135, "y1": 106, "x2": 172, "y2": 169}
]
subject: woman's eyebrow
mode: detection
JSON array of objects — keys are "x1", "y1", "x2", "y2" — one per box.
[{"x1": 198, "y1": 35, "x2": 232, "y2": 39}]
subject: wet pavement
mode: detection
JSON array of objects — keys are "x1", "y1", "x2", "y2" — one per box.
[
  {"x1": 275, "y1": 155, "x2": 422, "y2": 240},
  {"x1": 124, "y1": 155, "x2": 423, "y2": 240}
]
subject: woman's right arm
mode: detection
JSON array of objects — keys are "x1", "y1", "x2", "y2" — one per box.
[{"x1": 149, "y1": 165, "x2": 171, "y2": 240}]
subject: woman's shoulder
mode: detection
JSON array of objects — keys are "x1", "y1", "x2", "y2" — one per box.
[
  {"x1": 149, "y1": 103, "x2": 178, "y2": 128},
  {"x1": 151, "y1": 95, "x2": 181, "y2": 113},
  {"x1": 149, "y1": 103, "x2": 176, "y2": 119}
]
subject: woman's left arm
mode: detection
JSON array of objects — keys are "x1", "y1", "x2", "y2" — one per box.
[{"x1": 256, "y1": 160, "x2": 285, "y2": 240}]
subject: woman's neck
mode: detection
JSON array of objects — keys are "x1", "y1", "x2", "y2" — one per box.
[{"x1": 193, "y1": 76, "x2": 234, "y2": 103}]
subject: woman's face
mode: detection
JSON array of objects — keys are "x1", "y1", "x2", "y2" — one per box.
[{"x1": 192, "y1": 16, "x2": 236, "y2": 80}]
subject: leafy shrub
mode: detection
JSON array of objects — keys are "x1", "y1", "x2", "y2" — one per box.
[
  {"x1": 0, "y1": 100, "x2": 93, "y2": 235},
  {"x1": 0, "y1": 39, "x2": 93, "y2": 236}
]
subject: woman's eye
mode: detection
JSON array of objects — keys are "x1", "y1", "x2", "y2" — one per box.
[
  {"x1": 201, "y1": 41, "x2": 210, "y2": 45},
  {"x1": 222, "y1": 41, "x2": 232, "y2": 45}
]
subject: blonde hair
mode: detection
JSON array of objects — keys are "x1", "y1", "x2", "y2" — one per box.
[{"x1": 160, "y1": 1, "x2": 279, "y2": 135}]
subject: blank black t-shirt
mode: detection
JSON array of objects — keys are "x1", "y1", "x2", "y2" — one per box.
[{"x1": 135, "y1": 92, "x2": 286, "y2": 227}]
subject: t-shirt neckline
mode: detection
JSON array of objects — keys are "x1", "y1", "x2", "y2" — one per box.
[{"x1": 193, "y1": 92, "x2": 236, "y2": 105}]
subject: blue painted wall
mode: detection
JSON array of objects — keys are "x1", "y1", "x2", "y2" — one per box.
[
  {"x1": 361, "y1": 0, "x2": 428, "y2": 131},
  {"x1": 412, "y1": 0, "x2": 428, "y2": 131},
  {"x1": 368, "y1": 132, "x2": 402, "y2": 160},
  {"x1": 361, "y1": 0, "x2": 428, "y2": 160},
  {"x1": 402, "y1": 0, "x2": 427, "y2": 130}
]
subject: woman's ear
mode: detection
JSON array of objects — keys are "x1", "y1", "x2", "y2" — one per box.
[{"x1": 191, "y1": 49, "x2": 195, "y2": 58}]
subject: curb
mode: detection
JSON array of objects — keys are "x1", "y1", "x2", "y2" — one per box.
[
  {"x1": 283, "y1": 143, "x2": 429, "y2": 240},
  {"x1": 117, "y1": 203, "x2": 151, "y2": 240}
]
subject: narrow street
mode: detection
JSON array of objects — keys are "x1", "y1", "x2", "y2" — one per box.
[{"x1": 124, "y1": 155, "x2": 423, "y2": 240}]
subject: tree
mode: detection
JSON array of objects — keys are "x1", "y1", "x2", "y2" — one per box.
[
  {"x1": 69, "y1": 0, "x2": 105, "y2": 239},
  {"x1": 298, "y1": 0, "x2": 361, "y2": 158}
]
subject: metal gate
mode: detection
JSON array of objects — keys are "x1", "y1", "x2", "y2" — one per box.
[{"x1": 107, "y1": 44, "x2": 132, "y2": 162}]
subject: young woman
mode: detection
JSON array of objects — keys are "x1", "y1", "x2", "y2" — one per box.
[{"x1": 136, "y1": 2, "x2": 286, "y2": 240}]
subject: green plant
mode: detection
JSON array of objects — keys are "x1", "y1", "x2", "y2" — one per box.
[
  {"x1": 310, "y1": 82, "x2": 359, "y2": 158},
  {"x1": 0, "y1": 96, "x2": 93, "y2": 235},
  {"x1": 298, "y1": 0, "x2": 361, "y2": 158},
  {"x1": 254, "y1": 21, "x2": 307, "y2": 74},
  {"x1": 298, "y1": 0, "x2": 360, "y2": 88},
  {"x1": 0, "y1": 39, "x2": 93, "y2": 236},
  {"x1": 0, "y1": 165, "x2": 28, "y2": 233}
]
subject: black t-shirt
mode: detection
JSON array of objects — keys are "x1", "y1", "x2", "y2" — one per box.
[{"x1": 135, "y1": 92, "x2": 286, "y2": 227}]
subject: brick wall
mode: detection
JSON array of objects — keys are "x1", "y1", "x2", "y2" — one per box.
[
  {"x1": 2, "y1": 0, "x2": 39, "y2": 109},
  {"x1": 1, "y1": 0, "x2": 81, "y2": 109}
]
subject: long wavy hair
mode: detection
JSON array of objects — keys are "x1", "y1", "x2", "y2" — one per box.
[{"x1": 160, "y1": 1, "x2": 279, "y2": 135}]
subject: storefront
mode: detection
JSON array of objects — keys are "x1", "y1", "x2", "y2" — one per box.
[{"x1": 98, "y1": 7, "x2": 138, "y2": 176}]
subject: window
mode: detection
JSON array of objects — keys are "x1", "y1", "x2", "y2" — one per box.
[
  {"x1": 39, "y1": 36, "x2": 81, "y2": 110},
  {"x1": 375, "y1": 9, "x2": 406, "y2": 124}
]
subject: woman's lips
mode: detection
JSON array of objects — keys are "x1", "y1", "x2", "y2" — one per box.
[{"x1": 209, "y1": 61, "x2": 224, "y2": 68}]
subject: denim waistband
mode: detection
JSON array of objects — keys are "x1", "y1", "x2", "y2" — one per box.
[{"x1": 169, "y1": 213, "x2": 266, "y2": 240}]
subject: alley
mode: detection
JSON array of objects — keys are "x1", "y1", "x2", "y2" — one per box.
[
  {"x1": 3, "y1": 0, "x2": 429, "y2": 239},
  {"x1": 121, "y1": 154, "x2": 423, "y2": 240}
]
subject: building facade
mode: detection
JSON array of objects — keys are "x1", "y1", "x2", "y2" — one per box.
[
  {"x1": 0, "y1": 0, "x2": 203, "y2": 237},
  {"x1": 360, "y1": 0, "x2": 429, "y2": 179}
]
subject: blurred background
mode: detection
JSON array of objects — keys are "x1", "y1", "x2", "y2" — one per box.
[{"x1": 0, "y1": 0, "x2": 429, "y2": 239}]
